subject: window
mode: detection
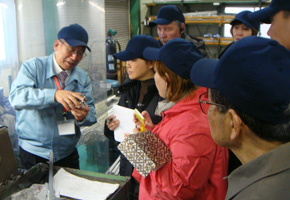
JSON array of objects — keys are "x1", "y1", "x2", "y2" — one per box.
[
  {"x1": 0, "y1": 0, "x2": 18, "y2": 95},
  {"x1": 0, "y1": 5, "x2": 6, "y2": 61},
  {"x1": 224, "y1": 6, "x2": 271, "y2": 38}
]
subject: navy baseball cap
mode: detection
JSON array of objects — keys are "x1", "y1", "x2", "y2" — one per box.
[
  {"x1": 230, "y1": 11, "x2": 260, "y2": 30},
  {"x1": 248, "y1": 0, "x2": 290, "y2": 23},
  {"x1": 143, "y1": 38, "x2": 203, "y2": 79},
  {"x1": 190, "y1": 36, "x2": 290, "y2": 124},
  {"x1": 58, "y1": 24, "x2": 91, "y2": 52},
  {"x1": 149, "y1": 5, "x2": 185, "y2": 26},
  {"x1": 113, "y1": 35, "x2": 159, "y2": 61}
]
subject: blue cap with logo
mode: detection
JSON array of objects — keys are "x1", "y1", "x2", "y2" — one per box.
[
  {"x1": 230, "y1": 10, "x2": 260, "y2": 30},
  {"x1": 248, "y1": 0, "x2": 290, "y2": 23},
  {"x1": 149, "y1": 5, "x2": 185, "y2": 26},
  {"x1": 190, "y1": 36, "x2": 290, "y2": 124},
  {"x1": 113, "y1": 35, "x2": 159, "y2": 61},
  {"x1": 58, "y1": 24, "x2": 91, "y2": 52},
  {"x1": 143, "y1": 38, "x2": 203, "y2": 79}
]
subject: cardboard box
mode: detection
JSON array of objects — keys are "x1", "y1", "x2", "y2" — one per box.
[
  {"x1": 0, "y1": 126, "x2": 18, "y2": 183},
  {"x1": 118, "y1": 131, "x2": 172, "y2": 178}
]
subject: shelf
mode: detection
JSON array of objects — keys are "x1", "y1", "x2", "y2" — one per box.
[
  {"x1": 220, "y1": 37, "x2": 234, "y2": 45},
  {"x1": 144, "y1": 1, "x2": 268, "y2": 57},
  {"x1": 198, "y1": 37, "x2": 233, "y2": 46},
  {"x1": 185, "y1": 15, "x2": 234, "y2": 26},
  {"x1": 144, "y1": 15, "x2": 235, "y2": 27},
  {"x1": 154, "y1": 36, "x2": 234, "y2": 46},
  {"x1": 146, "y1": 1, "x2": 270, "y2": 6}
]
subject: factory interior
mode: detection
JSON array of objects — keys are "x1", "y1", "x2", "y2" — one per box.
[{"x1": 0, "y1": 0, "x2": 279, "y2": 199}]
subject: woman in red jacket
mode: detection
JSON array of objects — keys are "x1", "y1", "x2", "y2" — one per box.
[{"x1": 132, "y1": 38, "x2": 228, "y2": 200}]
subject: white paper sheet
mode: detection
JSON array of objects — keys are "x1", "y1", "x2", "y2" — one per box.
[
  {"x1": 112, "y1": 105, "x2": 135, "y2": 142},
  {"x1": 53, "y1": 168, "x2": 119, "y2": 200}
]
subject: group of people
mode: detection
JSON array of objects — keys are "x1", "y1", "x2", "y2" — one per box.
[
  {"x1": 8, "y1": 0, "x2": 290, "y2": 199},
  {"x1": 104, "y1": 0, "x2": 290, "y2": 199}
]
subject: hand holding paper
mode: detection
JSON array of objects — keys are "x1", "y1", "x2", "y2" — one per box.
[
  {"x1": 106, "y1": 115, "x2": 120, "y2": 131},
  {"x1": 112, "y1": 105, "x2": 135, "y2": 142}
]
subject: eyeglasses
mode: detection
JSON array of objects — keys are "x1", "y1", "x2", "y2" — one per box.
[
  {"x1": 59, "y1": 39, "x2": 87, "y2": 58},
  {"x1": 198, "y1": 92, "x2": 227, "y2": 114}
]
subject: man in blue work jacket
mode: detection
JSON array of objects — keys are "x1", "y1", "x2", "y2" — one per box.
[{"x1": 9, "y1": 24, "x2": 97, "y2": 169}]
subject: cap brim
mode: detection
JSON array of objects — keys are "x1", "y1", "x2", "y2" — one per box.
[
  {"x1": 143, "y1": 47, "x2": 161, "y2": 60},
  {"x1": 149, "y1": 18, "x2": 172, "y2": 26},
  {"x1": 65, "y1": 39, "x2": 91, "y2": 52},
  {"x1": 113, "y1": 50, "x2": 139, "y2": 61},
  {"x1": 248, "y1": 7, "x2": 278, "y2": 24},
  {"x1": 190, "y1": 58, "x2": 218, "y2": 88},
  {"x1": 231, "y1": 19, "x2": 254, "y2": 29}
]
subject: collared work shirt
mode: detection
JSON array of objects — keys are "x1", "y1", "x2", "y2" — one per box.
[
  {"x1": 9, "y1": 53, "x2": 97, "y2": 161},
  {"x1": 226, "y1": 141, "x2": 290, "y2": 200}
]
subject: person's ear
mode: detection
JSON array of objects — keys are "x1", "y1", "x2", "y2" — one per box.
[
  {"x1": 227, "y1": 109, "x2": 243, "y2": 142},
  {"x1": 148, "y1": 61, "x2": 154, "y2": 69},
  {"x1": 54, "y1": 40, "x2": 61, "y2": 51},
  {"x1": 180, "y1": 23, "x2": 185, "y2": 34}
]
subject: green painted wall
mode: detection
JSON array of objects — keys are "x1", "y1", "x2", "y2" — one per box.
[
  {"x1": 130, "y1": 0, "x2": 140, "y2": 36},
  {"x1": 42, "y1": 0, "x2": 59, "y2": 55}
]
